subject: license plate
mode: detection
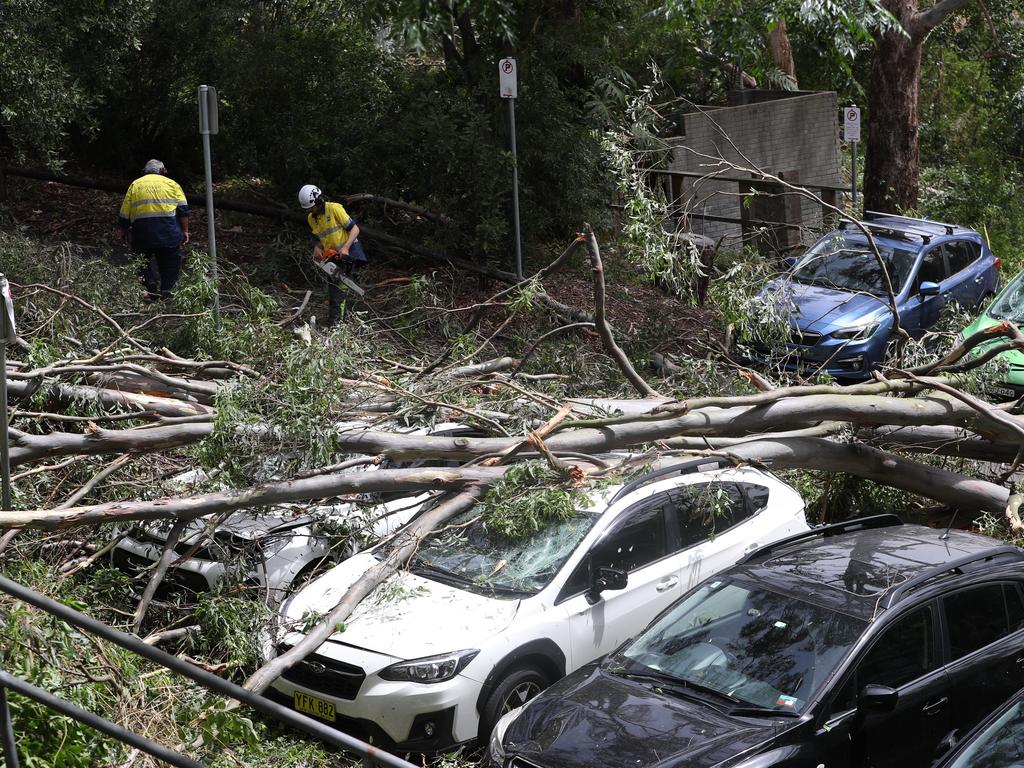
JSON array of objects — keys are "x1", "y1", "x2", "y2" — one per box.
[
  {"x1": 293, "y1": 691, "x2": 336, "y2": 721},
  {"x1": 990, "y1": 385, "x2": 1017, "y2": 400}
]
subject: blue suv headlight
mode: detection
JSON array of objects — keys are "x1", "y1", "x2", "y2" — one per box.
[
  {"x1": 831, "y1": 323, "x2": 879, "y2": 341},
  {"x1": 379, "y1": 649, "x2": 479, "y2": 683}
]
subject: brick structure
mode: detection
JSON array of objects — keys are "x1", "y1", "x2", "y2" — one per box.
[{"x1": 668, "y1": 90, "x2": 846, "y2": 253}]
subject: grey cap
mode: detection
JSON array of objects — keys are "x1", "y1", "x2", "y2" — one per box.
[{"x1": 143, "y1": 159, "x2": 167, "y2": 174}]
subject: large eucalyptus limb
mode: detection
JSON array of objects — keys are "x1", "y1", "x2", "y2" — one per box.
[
  {"x1": 0, "y1": 467, "x2": 505, "y2": 530},
  {"x1": 716, "y1": 437, "x2": 1011, "y2": 513}
]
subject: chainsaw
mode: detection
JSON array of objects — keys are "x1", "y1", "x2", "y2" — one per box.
[{"x1": 319, "y1": 249, "x2": 366, "y2": 297}]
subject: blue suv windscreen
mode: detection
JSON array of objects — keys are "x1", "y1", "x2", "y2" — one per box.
[
  {"x1": 393, "y1": 506, "x2": 599, "y2": 597},
  {"x1": 792, "y1": 233, "x2": 918, "y2": 296},
  {"x1": 619, "y1": 578, "x2": 865, "y2": 713},
  {"x1": 989, "y1": 272, "x2": 1024, "y2": 322}
]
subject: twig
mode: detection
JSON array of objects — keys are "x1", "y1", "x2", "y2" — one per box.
[
  {"x1": 276, "y1": 290, "x2": 312, "y2": 327},
  {"x1": 511, "y1": 323, "x2": 595, "y2": 377},
  {"x1": 57, "y1": 454, "x2": 132, "y2": 509}
]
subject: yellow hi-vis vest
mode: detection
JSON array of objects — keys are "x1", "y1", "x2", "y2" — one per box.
[
  {"x1": 307, "y1": 201, "x2": 356, "y2": 251},
  {"x1": 118, "y1": 173, "x2": 188, "y2": 250}
]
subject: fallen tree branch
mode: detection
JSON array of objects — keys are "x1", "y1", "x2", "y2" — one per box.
[
  {"x1": 0, "y1": 466, "x2": 507, "y2": 530},
  {"x1": 583, "y1": 226, "x2": 659, "y2": 398},
  {"x1": 132, "y1": 518, "x2": 189, "y2": 632}
]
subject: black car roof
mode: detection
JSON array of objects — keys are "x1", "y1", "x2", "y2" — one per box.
[{"x1": 734, "y1": 522, "x2": 1023, "y2": 620}]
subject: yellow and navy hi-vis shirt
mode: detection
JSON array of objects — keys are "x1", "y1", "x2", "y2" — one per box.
[
  {"x1": 307, "y1": 201, "x2": 367, "y2": 262},
  {"x1": 118, "y1": 173, "x2": 189, "y2": 251}
]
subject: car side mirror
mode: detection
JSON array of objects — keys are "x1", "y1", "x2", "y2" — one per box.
[
  {"x1": 857, "y1": 684, "x2": 898, "y2": 714},
  {"x1": 919, "y1": 281, "x2": 940, "y2": 297},
  {"x1": 783, "y1": 256, "x2": 798, "y2": 271},
  {"x1": 585, "y1": 567, "x2": 628, "y2": 605}
]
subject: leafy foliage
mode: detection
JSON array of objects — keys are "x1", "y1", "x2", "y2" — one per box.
[{"x1": 482, "y1": 461, "x2": 590, "y2": 540}]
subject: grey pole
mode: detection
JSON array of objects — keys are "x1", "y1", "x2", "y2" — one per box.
[
  {"x1": 0, "y1": 684, "x2": 19, "y2": 768},
  {"x1": 508, "y1": 97, "x2": 523, "y2": 281},
  {"x1": 199, "y1": 85, "x2": 221, "y2": 329},
  {"x1": 0, "y1": 671, "x2": 201, "y2": 768},
  {"x1": 851, "y1": 140, "x2": 859, "y2": 215}
]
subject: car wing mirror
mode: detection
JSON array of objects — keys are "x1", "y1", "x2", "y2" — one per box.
[
  {"x1": 783, "y1": 256, "x2": 798, "y2": 271},
  {"x1": 857, "y1": 684, "x2": 898, "y2": 714},
  {"x1": 919, "y1": 281, "x2": 940, "y2": 297},
  {"x1": 585, "y1": 566, "x2": 628, "y2": 605}
]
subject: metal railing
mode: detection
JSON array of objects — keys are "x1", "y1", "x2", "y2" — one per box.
[{"x1": 0, "y1": 573, "x2": 417, "y2": 768}]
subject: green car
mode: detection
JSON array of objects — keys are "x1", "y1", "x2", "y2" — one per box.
[{"x1": 962, "y1": 269, "x2": 1024, "y2": 400}]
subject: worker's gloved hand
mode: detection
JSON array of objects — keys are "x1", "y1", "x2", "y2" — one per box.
[{"x1": 321, "y1": 248, "x2": 338, "y2": 262}]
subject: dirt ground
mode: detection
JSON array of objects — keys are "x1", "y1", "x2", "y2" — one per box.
[{"x1": 4, "y1": 174, "x2": 721, "y2": 360}]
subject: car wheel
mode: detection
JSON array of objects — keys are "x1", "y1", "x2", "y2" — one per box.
[{"x1": 478, "y1": 664, "x2": 549, "y2": 743}]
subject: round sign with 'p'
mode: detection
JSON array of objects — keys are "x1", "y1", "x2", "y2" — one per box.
[{"x1": 499, "y1": 57, "x2": 517, "y2": 99}]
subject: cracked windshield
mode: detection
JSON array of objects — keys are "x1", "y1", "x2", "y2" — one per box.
[{"x1": 404, "y1": 506, "x2": 598, "y2": 596}]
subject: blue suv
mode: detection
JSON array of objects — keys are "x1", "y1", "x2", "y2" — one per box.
[{"x1": 746, "y1": 212, "x2": 1000, "y2": 380}]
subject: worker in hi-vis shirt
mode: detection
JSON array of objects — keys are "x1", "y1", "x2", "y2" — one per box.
[
  {"x1": 118, "y1": 159, "x2": 190, "y2": 302},
  {"x1": 298, "y1": 184, "x2": 368, "y2": 326}
]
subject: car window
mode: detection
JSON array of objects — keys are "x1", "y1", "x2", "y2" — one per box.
[
  {"x1": 917, "y1": 248, "x2": 948, "y2": 286},
  {"x1": 672, "y1": 483, "x2": 747, "y2": 547},
  {"x1": 945, "y1": 240, "x2": 980, "y2": 274},
  {"x1": 945, "y1": 698, "x2": 1024, "y2": 768},
  {"x1": 560, "y1": 498, "x2": 668, "y2": 597},
  {"x1": 944, "y1": 584, "x2": 1024, "y2": 660},
  {"x1": 829, "y1": 606, "x2": 936, "y2": 716},
  {"x1": 620, "y1": 579, "x2": 865, "y2": 714},
  {"x1": 738, "y1": 483, "x2": 770, "y2": 515}
]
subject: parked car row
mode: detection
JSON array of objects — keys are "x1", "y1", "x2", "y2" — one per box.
[
  {"x1": 268, "y1": 457, "x2": 810, "y2": 751},
  {"x1": 487, "y1": 515, "x2": 1024, "y2": 768}
]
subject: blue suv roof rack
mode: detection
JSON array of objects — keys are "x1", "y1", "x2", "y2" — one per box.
[
  {"x1": 737, "y1": 513, "x2": 904, "y2": 564},
  {"x1": 840, "y1": 219, "x2": 933, "y2": 244},
  {"x1": 607, "y1": 456, "x2": 736, "y2": 505},
  {"x1": 883, "y1": 545, "x2": 1024, "y2": 608},
  {"x1": 864, "y1": 210, "x2": 958, "y2": 236}
]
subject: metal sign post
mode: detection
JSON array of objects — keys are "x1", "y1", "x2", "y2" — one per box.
[
  {"x1": 0, "y1": 274, "x2": 15, "y2": 511},
  {"x1": 844, "y1": 106, "x2": 861, "y2": 215},
  {"x1": 499, "y1": 58, "x2": 523, "y2": 281},
  {"x1": 198, "y1": 85, "x2": 221, "y2": 328}
]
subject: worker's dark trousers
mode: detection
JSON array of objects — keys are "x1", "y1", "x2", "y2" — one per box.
[
  {"x1": 139, "y1": 247, "x2": 182, "y2": 300},
  {"x1": 326, "y1": 241, "x2": 367, "y2": 326}
]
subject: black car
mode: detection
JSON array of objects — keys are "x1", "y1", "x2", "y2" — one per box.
[
  {"x1": 487, "y1": 515, "x2": 1024, "y2": 768},
  {"x1": 932, "y1": 686, "x2": 1024, "y2": 768}
]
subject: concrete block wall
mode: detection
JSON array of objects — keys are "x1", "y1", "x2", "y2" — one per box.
[{"x1": 669, "y1": 91, "x2": 844, "y2": 249}]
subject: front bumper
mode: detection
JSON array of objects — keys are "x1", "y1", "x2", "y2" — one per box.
[
  {"x1": 269, "y1": 649, "x2": 485, "y2": 750},
  {"x1": 741, "y1": 335, "x2": 883, "y2": 380}
]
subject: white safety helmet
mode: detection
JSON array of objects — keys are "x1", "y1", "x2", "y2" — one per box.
[{"x1": 298, "y1": 184, "x2": 323, "y2": 210}]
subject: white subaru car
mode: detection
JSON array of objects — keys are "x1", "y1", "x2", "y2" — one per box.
[
  {"x1": 269, "y1": 457, "x2": 809, "y2": 752},
  {"x1": 111, "y1": 423, "x2": 480, "y2": 601}
]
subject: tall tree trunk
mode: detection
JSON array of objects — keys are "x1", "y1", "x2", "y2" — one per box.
[
  {"x1": 864, "y1": 0, "x2": 922, "y2": 212},
  {"x1": 864, "y1": 0, "x2": 972, "y2": 212}
]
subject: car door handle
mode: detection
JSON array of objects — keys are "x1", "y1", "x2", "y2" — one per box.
[
  {"x1": 655, "y1": 577, "x2": 679, "y2": 592},
  {"x1": 922, "y1": 697, "x2": 948, "y2": 716},
  {"x1": 744, "y1": 543, "x2": 760, "y2": 554}
]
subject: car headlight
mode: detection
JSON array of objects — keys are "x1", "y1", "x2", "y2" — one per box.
[
  {"x1": 831, "y1": 323, "x2": 879, "y2": 341},
  {"x1": 378, "y1": 649, "x2": 479, "y2": 683},
  {"x1": 488, "y1": 705, "x2": 525, "y2": 766}
]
